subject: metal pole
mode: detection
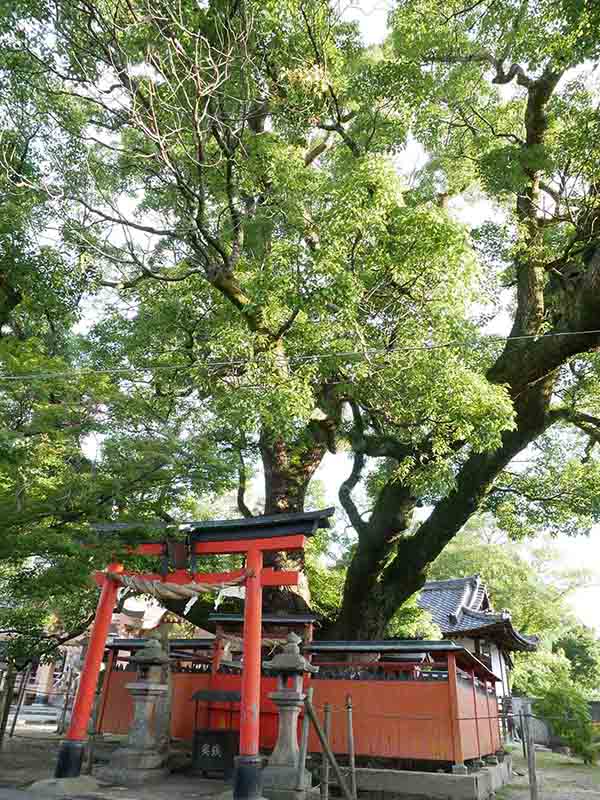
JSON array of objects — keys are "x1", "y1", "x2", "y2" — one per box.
[
  {"x1": 346, "y1": 695, "x2": 357, "y2": 800},
  {"x1": 305, "y1": 697, "x2": 353, "y2": 800},
  {"x1": 296, "y1": 687, "x2": 312, "y2": 791},
  {"x1": 524, "y1": 713, "x2": 538, "y2": 800},
  {"x1": 519, "y1": 711, "x2": 527, "y2": 760},
  {"x1": 9, "y1": 665, "x2": 31, "y2": 738}
]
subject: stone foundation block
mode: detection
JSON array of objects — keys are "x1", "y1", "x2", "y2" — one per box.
[{"x1": 329, "y1": 758, "x2": 513, "y2": 800}]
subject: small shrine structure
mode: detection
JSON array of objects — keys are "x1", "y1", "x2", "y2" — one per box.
[
  {"x1": 55, "y1": 507, "x2": 334, "y2": 800},
  {"x1": 417, "y1": 576, "x2": 538, "y2": 697},
  {"x1": 99, "y1": 636, "x2": 503, "y2": 773}
]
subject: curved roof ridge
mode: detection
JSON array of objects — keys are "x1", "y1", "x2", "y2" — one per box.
[
  {"x1": 423, "y1": 575, "x2": 480, "y2": 590},
  {"x1": 460, "y1": 608, "x2": 509, "y2": 622}
]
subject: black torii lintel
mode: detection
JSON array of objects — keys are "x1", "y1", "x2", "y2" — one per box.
[
  {"x1": 186, "y1": 507, "x2": 335, "y2": 542},
  {"x1": 91, "y1": 507, "x2": 335, "y2": 544}
]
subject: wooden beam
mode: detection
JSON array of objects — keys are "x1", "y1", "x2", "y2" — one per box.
[
  {"x1": 95, "y1": 567, "x2": 299, "y2": 588},
  {"x1": 193, "y1": 534, "x2": 306, "y2": 555},
  {"x1": 447, "y1": 653, "x2": 465, "y2": 767},
  {"x1": 261, "y1": 569, "x2": 299, "y2": 587}
]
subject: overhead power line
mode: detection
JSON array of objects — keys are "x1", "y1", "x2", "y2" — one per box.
[{"x1": 0, "y1": 328, "x2": 599, "y2": 384}]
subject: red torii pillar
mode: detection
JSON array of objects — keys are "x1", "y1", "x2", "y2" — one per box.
[{"x1": 54, "y1": 511, "x2": 332, "y2": 800}]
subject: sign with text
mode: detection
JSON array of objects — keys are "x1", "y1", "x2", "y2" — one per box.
[{"x1": 191, "y1": 729, "x2": 239, "y2": 779}]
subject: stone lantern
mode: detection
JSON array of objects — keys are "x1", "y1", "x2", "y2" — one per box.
[
  {"x1": 103, "y1": 637, "x2": 170, "y2": 786},
  {"x1": 262, "y1": 633, "x2": 319, "y2": 800}
]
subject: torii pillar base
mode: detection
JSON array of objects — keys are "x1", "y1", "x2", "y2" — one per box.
[
  {"x1": 55, "y1": 741, "x2": 86, "y2": 779},
  {"x1": 234, "y1": 755, "x2": 266, "y2": 800}
]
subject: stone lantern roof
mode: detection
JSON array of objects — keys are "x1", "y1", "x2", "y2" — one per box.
[{"x1": 263, "y1": 633, "x2": 319, "y2": 675}]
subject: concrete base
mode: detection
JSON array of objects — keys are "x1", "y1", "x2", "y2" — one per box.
[
  {"x1": 96, "y1": 764, "x2": 170, "y2": 787},
  {"x1": 262, "y1": 764, "x2": 312, "y2": 800},
  {"x1": 109, "y1": 748, "x2": 166, "y2": 769},
  {"x1": 330, "y1": 757, "x2": 512, "y2": 800},
  {"x1": 485, "y1": 756, "x2": 513, "y2": 793},
  {"x1": 28, "y1": 777, "x2": 102, "y2": 797},
  {"x1": 96, "y1": 747, "x2": 169, "y2": 786}
]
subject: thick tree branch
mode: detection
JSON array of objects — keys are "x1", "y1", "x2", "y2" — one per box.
[
  {"x1": 338, "y1": 401, "x2": 368, "y2": 535},
  {"x1": 237, "y1": 449, "x2": 253, "y2": 519}
]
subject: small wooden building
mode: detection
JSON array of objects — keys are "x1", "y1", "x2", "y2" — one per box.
[
  {"x1": 98, "y1": 636, "x2": 502, "y2": 770},
  {"x1": 418, "y1": 576, "x2": 538, "y2": 698}
]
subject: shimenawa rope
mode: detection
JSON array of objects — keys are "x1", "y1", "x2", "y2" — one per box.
[{"x1": 107, "y1": 571, "x2": 248, "y2": 601}]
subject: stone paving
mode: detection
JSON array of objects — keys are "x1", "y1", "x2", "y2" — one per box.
[{"x1": 0, "y1": 727, "x2": 227, "y2": 800}]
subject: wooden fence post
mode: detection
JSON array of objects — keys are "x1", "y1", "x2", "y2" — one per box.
[
  {"x1": 346, "y1": 695, "x2": 357, "y2": 800},
  {"x1": 524, "y1": 712, "x2": 538, "y2": 800},
  {"x1": 0, "y1": 665, "x2": 16, "y2": 749}
]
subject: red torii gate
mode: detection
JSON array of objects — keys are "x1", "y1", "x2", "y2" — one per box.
[{"x1": 55, "y1": 508, "x2": 334, "y2": 800}]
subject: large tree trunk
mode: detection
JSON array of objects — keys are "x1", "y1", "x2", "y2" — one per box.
[
  {"x1": 328, "y1": 376, "x2": 556, "y2": 639},
  {"x1": 174, "y1": 433, "x2": 328, "y2": 628},
  {"x1": 260, "y1": 434, "x2": 325, "y2": 515},
  {"x1": 260, "y1": 432, "x2": 327, "y2": 613}
]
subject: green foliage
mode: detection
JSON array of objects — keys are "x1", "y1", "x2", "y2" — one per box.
[
  {"x1": 513, "y1": 643, "x2": 598, "y2": 762},
  {"x1": 486, "y1": 432, "x2": 600, "y2": 539},
  {"x1": 386, "y1": 593, "x2": 442, "y2": 640},
  {"x1": 512, "y1": 648, "x2": 572, "y2": 697},
  {"x1": 428, "y1": 517, "x2": 589, "y2": 636},
  {"x1": 553, "y1": 625, "x2": 600, "y2": 693},
  {"x1": 534, "y1": 683, "x2": 598, "y2": 765},
  {"x1": 2, "y1": 0, "x2": 600, "y2": 652}
]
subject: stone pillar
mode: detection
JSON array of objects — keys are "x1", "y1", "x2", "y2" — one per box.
[
  {"x1": 105, "y1": 681, "x2": 169, "y2": 785},
  {"x1": 34, "y1": 661, "x2": 55, "y2": 705},
  {"x1": 99, "y1": 639, "x2": 169, "y2": 786},
  {"x1": 262, "y1": 634, "x2": 318, "y2": 800},
  {"x1": 155, "y1": 617, "x2": 176, "y2": 755}
]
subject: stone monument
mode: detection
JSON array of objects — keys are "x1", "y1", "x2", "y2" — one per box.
[
  {"x1": 262, "y1": 633, "x2": 318, "y2": 800},
  {"x1": 100, "y1": 638, "x2": 170, "y2": 786}
]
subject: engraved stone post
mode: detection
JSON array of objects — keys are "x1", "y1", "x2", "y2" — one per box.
[
  {"x1": 100, "y1": 638, "x2": 170, "y2": 786},
  {"x1": 262, "y1": 633, "x2": 318, "y2": 800}
]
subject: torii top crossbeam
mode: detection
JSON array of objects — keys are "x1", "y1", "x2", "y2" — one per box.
[{"x1": 55, "y1": 508, "x2": 334, "y2": 800}]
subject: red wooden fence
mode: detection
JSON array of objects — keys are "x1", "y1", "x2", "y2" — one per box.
[{"x1": 99, "y1": 669, "x2": 501, "y2": 764}]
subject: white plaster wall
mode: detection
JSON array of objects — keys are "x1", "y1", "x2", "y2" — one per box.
[
  {"x1": 444, "y1": 637, "x2": 511, "y2": 697},
  {"x1": 489, "y1": 644, "x2": 510, "y2": 697}
]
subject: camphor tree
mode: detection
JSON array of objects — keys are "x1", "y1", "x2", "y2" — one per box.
[
  {"x1": 2, "y1": 0, "x2": 600, "y2": 643},
  {"x1": 2, "y1": 0, "x2": 511, "y2": 625},
  {"x1": 333, "y1": 0, "x2": 600, "y2": 638}
]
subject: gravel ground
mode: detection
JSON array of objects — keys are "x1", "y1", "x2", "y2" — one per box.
[
  {"x1": 2, "y1": 729, "x2": 599, "y2": 800},
  {"x1": 0, "y1": 728, "x2": 226, "y2": 799},
  {"x1": 498, "y1": 751, "x2": 600, "y2": 800}
]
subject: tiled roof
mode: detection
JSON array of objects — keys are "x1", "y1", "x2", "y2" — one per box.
[{"x1": 418, "y1": 575, "x2": 537, "y2": 652}]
